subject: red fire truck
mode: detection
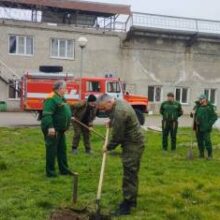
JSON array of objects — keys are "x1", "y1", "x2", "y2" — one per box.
[{"x1": 20, "y1": 71, "x2": 148, "y2": 124}]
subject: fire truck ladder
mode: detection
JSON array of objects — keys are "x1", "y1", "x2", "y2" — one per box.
[{"x1": 0, "y1": 58, "x2": 20, "y2": 93}]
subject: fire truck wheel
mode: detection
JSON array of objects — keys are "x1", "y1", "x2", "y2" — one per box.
[
  {"x1": 134, "y1": 109, "x2": 145, "y2": 125},
  {"x1": 39, "y1": 65, "x2": 63, "y2": 73}
]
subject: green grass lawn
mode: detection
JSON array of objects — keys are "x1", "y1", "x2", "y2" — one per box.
[{"x1": 1, "y1": 126, "x2": 220, "y2": 220}]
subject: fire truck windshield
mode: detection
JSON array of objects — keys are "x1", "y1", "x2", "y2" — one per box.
[{"x1": 107, "y1": 81, "x2": 121, "y2": 93}]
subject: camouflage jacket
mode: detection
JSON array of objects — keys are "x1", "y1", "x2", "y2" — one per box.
[
  {"x1": 108, "y1": 100, "x2": 144, "y2": 150},
  {"x1": 72, "y1": 101, "x2": 96, "y2": 125}
]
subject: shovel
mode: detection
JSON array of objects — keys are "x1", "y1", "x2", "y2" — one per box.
[
  {"x1": 187, "y1": 116, "x2": 195, "y2": 160},
  {"x1": 72, "y1": 117, "x2": 105, "y2": 140},
  {"x1": 95, "y1": 125, "x2": 110, "y2": 219},
  {"x1": 69, "y1": 171, "x2": 89, "y2": 213},
  {"x1": 72, "y1": 172, "x2": 79, "y2": 204}
]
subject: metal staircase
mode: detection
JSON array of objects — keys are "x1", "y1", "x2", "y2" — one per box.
[{"x1": 0, "y1": 58, "x2": 20, "y2": 92}]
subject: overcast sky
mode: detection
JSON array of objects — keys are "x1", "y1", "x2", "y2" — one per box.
[{"x1": 87, "y1": 0, "x2": 220, "y2": 20}]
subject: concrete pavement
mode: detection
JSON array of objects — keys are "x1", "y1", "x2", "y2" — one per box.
[
  {"x1": 0, "y1": 112, "x2": 193, "y2": 127},
  {"x1": 0, "y1": 112, "x2": 40, "y2": 127}
]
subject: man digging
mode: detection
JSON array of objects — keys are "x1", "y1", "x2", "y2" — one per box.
[{"x1": 97, "y1": 94, "x2": 145, "y2": 216}]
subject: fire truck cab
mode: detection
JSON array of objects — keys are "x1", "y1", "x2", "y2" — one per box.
[
  {"x1": 80, "y1": 77, "x2": 123, "y2": 100},
  {"x1": 21, "y1": 72, "x2": 148, "y2": 125}
]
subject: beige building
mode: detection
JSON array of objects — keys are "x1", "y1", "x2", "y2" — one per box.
[{"x1": 1, "y1": 0, "x2": 220, "y2": 114}]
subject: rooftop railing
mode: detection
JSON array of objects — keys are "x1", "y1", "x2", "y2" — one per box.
[
  {"x1": 130, "y1": 12, "x2": 220, "y2": 35},
  {"x1": 1, "y1": 7, "x2": 220, "y2": 35}
]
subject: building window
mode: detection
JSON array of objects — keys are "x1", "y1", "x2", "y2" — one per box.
[
  {"x1": 204, "y1": 89, "x2": 217, "y2": 104},
  {"x1": 148, "y1": 86, "x2": 162, "y2": 102},
  {"x1": 175, "y1": 87, "x2": 189, "y2": 104},
  {"x1": 50, "y1": 38, "x2": 74, "y2": 59},
  {"x1": 8, "y1": 80, "x2": 21, "y2": 99},
  {"x1": 9, "y1": 35, "x2": 33, "y2": 56}
]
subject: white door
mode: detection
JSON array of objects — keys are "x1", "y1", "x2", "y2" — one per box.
[{"x1": 106, "y1": 81, "x2": 123, "y2": 100}]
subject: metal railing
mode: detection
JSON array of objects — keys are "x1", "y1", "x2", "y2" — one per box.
[
  {"x1": 0, "y1": 58, "x2": 20, "y2": 84},
  {"x1": 2, "y1": 6, "x2": 220, "y2": 35},
  {"x1": 0, "y1": 6, "x2": 129, "y2": 32},
  {"x1": 129, "y1": 12, "x2": 220, "y2": 35}
]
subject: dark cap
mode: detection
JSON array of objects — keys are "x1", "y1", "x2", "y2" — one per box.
[
  {"x1": 87, "y1": 94, "x2": 97, "y2": 102},
  {"x1": 53, "y1": 80, "x2": 66, "y2": 90},
  {"x1": 167, "y1": 92, "x2": 174, "y2": 97}
]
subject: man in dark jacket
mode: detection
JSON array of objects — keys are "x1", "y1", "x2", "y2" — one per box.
[
  {"x1": 72, "y1": 94, "x2": 97, "y2": 154},
  {"x1": 41, "y1": 80, "x2": 72, "y2": 177},
  {"x1": 160, "y1": 92, "x2": 183, "y2": 151},
  {"x1": 194, "y1": 94, "x2": 217, "y2": 159}
]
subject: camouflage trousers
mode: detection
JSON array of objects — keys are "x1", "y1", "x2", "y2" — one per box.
[
  {"x1": 121, "y1": 143, "x2": 145, "y2": 203},
  {"x1": 72, "y1": 123, "x2": 91, "y2": 150}
]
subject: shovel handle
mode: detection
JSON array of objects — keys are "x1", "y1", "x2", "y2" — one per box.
[
  {"x1": 96, "y1": 126, "x2": 110, "y2": 202},
  {"x1": 72, "y1": 172, "x2": 79, "y2": 204},
  {"x1": 72, "y1": 117, "x2": 105, "y2": 140}
]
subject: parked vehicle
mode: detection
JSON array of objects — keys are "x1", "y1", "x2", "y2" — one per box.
[{"x1": 20, "y1": 71, "x2": 148, "y2": 124}]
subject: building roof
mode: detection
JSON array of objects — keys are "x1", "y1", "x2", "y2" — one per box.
[{"x1": 0, "y1": 0, "x2": 131, "y2": 16}]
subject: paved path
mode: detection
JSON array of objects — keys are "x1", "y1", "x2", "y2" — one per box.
[
  {"x1": 0, "y1": 112, "x2": 40, "y2": 127},
  {"x1": 0, "y1": 112, "x2": 193, "y2": 128},
  {"x1": 145, "y1": 115, "x2": 192, "y2": 128}
]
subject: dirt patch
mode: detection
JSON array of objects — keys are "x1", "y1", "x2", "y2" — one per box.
[
  {"x1": 50, "y1": 209, "x2": 88, "y2": 220},
  {"x1": 50, "y1": 209, "x2": 111, "y2": 220}
]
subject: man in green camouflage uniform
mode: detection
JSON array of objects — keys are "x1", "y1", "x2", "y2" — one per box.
[
  {"x1": 97, "y1": 94, "x2": 145, "y2": 216},
  {"x1": 72, "y1": 94, "x2": 97, "y2": 154},
  {"x1": 41, "y1": 81, "x2": 72, "y2": 177},
  {"x1": 160, "y1": 92, "x2": 183, "y2": 151},
  {"x1": 193, "y1": 94, "x2": 217, "y2": 159}
]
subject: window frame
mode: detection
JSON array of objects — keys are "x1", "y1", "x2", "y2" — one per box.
[
  {"x1": 107, "y1": 81, "x2": 121, "y2": 93},
  {"x1": 8, "y1": 35, "x2": 34, "y2": 57},
  {"x1": 204, "y1": 88, "x2": 217, "y2": 105},
  {"x1": 50, "y1": 38, "x2": 75, "y2": 60},
  {"x1": 148, "y1": 85, "x2": 162, "y2": 103},
  {"x1": 175, "y1": 87, "x2": 190, "y2": 105},
  {"x1": 86, "y1": 81, "x2": 100, "y2": 92}
]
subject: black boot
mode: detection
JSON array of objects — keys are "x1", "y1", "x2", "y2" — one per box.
[
  {"x1": 207, "y1": 150, "x2": 212, "y2": 160},
  {"x1": 72, "y1": 147, "x2": 78, "y2": 155},
  {"x1": 60, "y1": 169, "x2": 73, "y2": 176},
  {"x1": 113, "y1": 200, "x2": 132, "y2": 216},
  {"x1": 130, "y1": 201, "x2": 137, "y2": 208},
  {"x1": 85, "y1": 148, "x2": 92, "y2": 154},
  {"x1": 207, "y1": 147, "x2": 212, "y2": 160},
  {"x1": 199, "y1": 149, "x2": 204, "y2": 158}
]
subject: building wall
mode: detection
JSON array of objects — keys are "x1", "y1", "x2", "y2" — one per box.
[
  {"x1": 0, "y1": 20, "x2": 123, "y2": 110},
  {"x1": 0, "y1": 20, "x2": 122, "y2": 74},
  {"x1": 0, "y1": 20, "x2": 220, "y2": 113},
  {"x1": 121, "y1": 35, "x2": 220, "y2": 114}
]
